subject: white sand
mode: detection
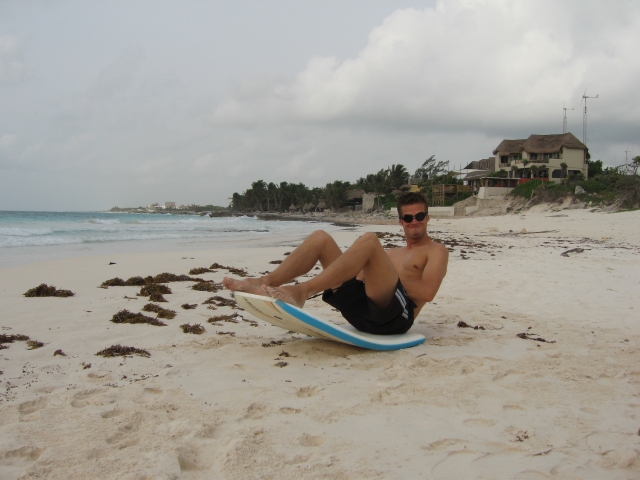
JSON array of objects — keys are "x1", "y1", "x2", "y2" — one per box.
[{"x1": 1, "y1": 210, "x2": 639, "y2": 479}]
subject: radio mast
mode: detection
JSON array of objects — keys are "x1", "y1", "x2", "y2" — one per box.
[{"x1": 581, "y1": 90, "x2": 598, "y2": 145}]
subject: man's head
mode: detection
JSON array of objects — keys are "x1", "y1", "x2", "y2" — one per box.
[{"x1": 396, "y1": 192, "x2": 429, "y2": 239}]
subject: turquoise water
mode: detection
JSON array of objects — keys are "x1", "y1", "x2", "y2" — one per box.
[{"x1": 0, "y1": 211, "x2": 336, "y2": 267}]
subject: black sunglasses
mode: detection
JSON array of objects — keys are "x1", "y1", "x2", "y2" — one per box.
[{"x1": 400, "y1": 212, "x2": 427, "y2": 223}]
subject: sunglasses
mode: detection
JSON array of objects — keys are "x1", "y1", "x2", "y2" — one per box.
[{"x1": 400, "y1": 212, "x2": 427, "y2": 223}]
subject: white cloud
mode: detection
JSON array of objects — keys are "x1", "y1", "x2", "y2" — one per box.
[
  {"x1": 0, "y1": 35, "x2": 25, "y2": 84},
  {"x1": 212, "y1": 0, "x2": 640, "y2": 137},
  {"x1": 0, "y1": 133, "x2": 16, "y2": 149}
]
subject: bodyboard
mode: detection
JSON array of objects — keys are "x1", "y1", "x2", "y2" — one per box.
[{"x1": 233, "y1": 291, "x2": 425, "y2": 351}]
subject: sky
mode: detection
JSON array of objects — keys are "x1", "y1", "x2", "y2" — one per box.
[{"x1": 1, "y1": 0, "x2": 639, "y2": 211}]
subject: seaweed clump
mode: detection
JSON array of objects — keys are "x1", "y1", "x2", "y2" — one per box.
[
  {"x1": 210, "y1": 263, "x2": 248, "y2": 277},
  {"x1": 138, "y1": 284, "x2": 172, "y2": 297},
  {"x1": 191, "y1": 282, "x2": 223, "y2": 293},
  {"x1": 181, "y1": 303, "x2": 198, "y2": 310},
  {"x1": 100, "y1": 273, "x2": 205, "y2": 289},
  {"x1": 0, "y1": 334, "x2": 30, "y2": 350},
  {"x1": 96, "y1": 344, "x2": 151, "y2": 358},
  {"x1": 100, "y1": 276, "x2": 146, "y2": 288},
  {"x1": 207, "y1": 313, "x2": 240, "y2": 324},
  {"x1": 24, "y1": 284, "x2": 75, "y2": 297},
  {"x1": 180, "y1": 323, "x2": 206, "y2": 334},
  {"x1": 149, "y1": 293, "x2": 168, "y2": 302},
  {"x1": 110, "y1": 309, "x2": 167, "y2": 327},
  {"x1": 26, "y1": 340, "x2": 44, "y2": 350},
  {"x1": 142, "y1": 303, "x2": 177, "y2": 319},
  {"x1": 203, "y1": 295, "x2": 238, "y2": 308},
  {"x1": 189, "y1": 267, "x2": 216, "y2": 275}
]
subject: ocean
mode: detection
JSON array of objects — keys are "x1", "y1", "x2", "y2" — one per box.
[{"x1": 0, "y1": 211, "x2": 340, "y2": 268}]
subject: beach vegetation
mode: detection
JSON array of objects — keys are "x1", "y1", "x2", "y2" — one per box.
[
  {"x1": 96, "y1": 345, "x2": 151, "y2": 358},
  {"x1": 180, "y1": 323, "x2": 205, "y2": 334},
  {"x1": 24, "y1": 284, "x2": 75, "y2": 297},
  {"x1": 111, "y1": 309, "x2": 167, "y2": 326},
  {"x1": 142, "y1": 303, "x2": 177, "y2": 319}
]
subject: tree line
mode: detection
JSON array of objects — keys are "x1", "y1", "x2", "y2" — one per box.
[{"x1": 229, "y1": 156, "x2": 458, "y2": 212}]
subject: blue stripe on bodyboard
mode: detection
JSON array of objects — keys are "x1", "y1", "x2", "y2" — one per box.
[{"x1": 275, "y1": 300, "x2": 425, "y2": 351}]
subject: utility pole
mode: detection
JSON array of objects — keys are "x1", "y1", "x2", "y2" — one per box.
[
  {"x1": 582, "y1": 90, "x2": 598, "y2": 145},
  {"x1": 625, "y1": 149, "x2": 630, "y2": 162}
]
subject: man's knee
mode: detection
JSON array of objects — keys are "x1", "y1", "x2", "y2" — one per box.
[
  {"x1": 309, "y1": 230, "x2": 332, "y2": 242},
  {"x1": 358, "y1": 232, "x2": 382, "y2": 246}
]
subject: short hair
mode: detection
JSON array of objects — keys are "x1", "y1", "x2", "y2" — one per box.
[{"x1": 396, "y1": 192, "x2": 429, "y2": 216}]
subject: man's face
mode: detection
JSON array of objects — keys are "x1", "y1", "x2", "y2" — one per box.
[{"x1": 399, "y1": 203, "x2": 429, "y2": 239}]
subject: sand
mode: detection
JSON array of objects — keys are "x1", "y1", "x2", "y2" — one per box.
[{"x1": 1, "y1": 209, "x2": 639, "y2": 479}]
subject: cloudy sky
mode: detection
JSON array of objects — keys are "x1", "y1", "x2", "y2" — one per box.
[{"x1": 1, "y1": 0, "x2": 639, "y2": 210}]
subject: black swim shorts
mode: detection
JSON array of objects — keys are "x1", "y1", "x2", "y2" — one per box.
[{"x1": 322, "y1": 278, "x2": 416, "y2": 335}]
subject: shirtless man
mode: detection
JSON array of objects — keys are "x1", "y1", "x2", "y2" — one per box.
[{"x1": 222, "y1": 192, "x2": 449, "y2": 335}]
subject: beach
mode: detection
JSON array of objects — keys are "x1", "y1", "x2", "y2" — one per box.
[{"x1": 1, "y1": 209, "x2": 639, "y2": 479}]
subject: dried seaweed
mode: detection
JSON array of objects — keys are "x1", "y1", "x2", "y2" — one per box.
[
  {"x1": 110, "y1": 309, "x2": 167, "y2": 326},
  {"x1": 96, "y1": 344, "x2": 151, "y2": 358},
  {"x1": 26, "y1": 340, "x2": 44, "y2": 349},
  {"x1": 100, "y1": 273, "x2": 204, "y2": 289},
  {"x1": 189, "y1": 267, "x2": 216, "y2": 275},
  {"x1": 209, "y1": 263, "x2": 248, "y2": 277},
  {"x1": 274, "y1": 361, "x2": 288, "y2": 368},
  {"x1": 138, "y1": 284, "x2": 172, "y2": 297},
  {"x1": 53, "y1": 349, "x2": 66, "y2": 356},
  {"x1": 0, "y1": 334, "x2": 30, "y2": 344},
  {"x1": 207, "y1": 313, "x2": 239, "y2": 324},
  {"x1": 23, "y1": 284, "x2": 75, "y2": 297},
  {"x1": 181, "y1": 303, "x2": 198, "y2": 310},
  {"x1": 269, "y1": 260, "x2": 283, "y2": 264},
  {"x1": 202, "y1": 295, "x2": 237, "y2": 308},
  {"x1": 516, "y1": 332, "x2": 556, "y2": 343},
  {"x1": 180, "y1": 323, "x2": 206, "y2": 334},
  {"x1": 457, "y1": 320, "x2": 485, "y2": 330},
  {"x1": 216, "y1": 331, "x2": 235, "y2": 336},
  {"x1": 191, "y1": 282, "x2": 223, "y2": 293},
  {"x1": 149, "y1": 293, "x2": 167, "y2": 302},
  {"x1": 262, "y1": 340, "x2": 284, "y2": 347},
  {"x1": 142, "y1": 303, "x2": 177, "y2": 319}
]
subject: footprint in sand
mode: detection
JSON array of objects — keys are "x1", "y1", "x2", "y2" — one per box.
[
  {"x1": 100, "y1": 408, "x2": 124, "y2": 419},
  {"x1": 279, "y1": 407, "x2": 301, "y2": 414},
  {"x1": 296, "y1": 386, "x2": 321, "y2": 398},
  {"x1": 503, "y1": 404, "x2": 525, "y2": 411},
  {"x1": 0, "y1": 446, "x2": 44, "y2": 468},
  {"x1": 134, "y1": 387, "x2": 163, "y2": 404},
  {"x1": 299, "y1": 433, "x2": 326, "y2": 447},
  {"x1": 422, "y1": 438, "x2": 467, "y2": 451},
  {"x1": 70, "y1": 388, "x2": 106, "y2": 408},
  {"x1": 244, "y1": 402, "x2": 267, "y2": 419},
  {"x1": 463, "y1": 418, "x2": 497, "y2": 427},
  {"x1": 18, "y1": 397, "x2": 47, "y2": 416}
]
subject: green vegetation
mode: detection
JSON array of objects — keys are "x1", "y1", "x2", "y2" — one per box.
[
  {"x1": 229, "y1": 156, "x2": 455, "y2": 212},
  {"x1": 512, "y1": 156, "x2": 640, "y2": 209}
]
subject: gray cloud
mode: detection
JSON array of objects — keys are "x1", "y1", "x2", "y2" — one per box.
[
  {"x1": 0, "y1": 35, "x2": 24, "y2": 84},
  {"x1": 1, "y1": 0, "x2": 639, "y2": 211}
]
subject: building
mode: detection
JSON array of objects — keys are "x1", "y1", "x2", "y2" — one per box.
[
  {"x1": 164, "y1": 202, "x2": 176, "y2": 209},
  {"x1": 464, "y1": 133, "x2": 589, "y2": 199},
  {"x1": 493, "y1": 133, "x2": 588, "y2": 180}
]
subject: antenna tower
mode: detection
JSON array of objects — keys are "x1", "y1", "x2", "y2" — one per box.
[
  {"x1": 563, "y1": 104, "x2": 574, "y2": 134},
  {"x1": 581, "y1": 90, "x2": 598, "y2": 145}
]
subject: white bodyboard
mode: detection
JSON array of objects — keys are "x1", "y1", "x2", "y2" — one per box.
[{"x1": 233, "y1": 291, "x2": 425, "y2": 351}]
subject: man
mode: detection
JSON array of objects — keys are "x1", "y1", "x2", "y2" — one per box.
[{"x1": 222, "y1": 192, "x2": 449, "y2": 335}]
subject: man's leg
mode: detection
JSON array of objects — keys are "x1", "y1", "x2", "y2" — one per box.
[
  {"x1": 222, "y1": 230, "x2": 343, "y2": 295},
  {"x1": 264, "y1": 232, "x2": 398, "y2": 308}
]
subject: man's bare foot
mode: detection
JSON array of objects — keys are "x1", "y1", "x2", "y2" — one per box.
[
  {"x1": 262, "y1": 285, "x2": 307, "y2": 308},
  {"x1": 222, "y1": 276, "x2": 268, "y2": 295}
]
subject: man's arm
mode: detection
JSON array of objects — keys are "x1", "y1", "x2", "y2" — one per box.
[{"x1": 405, "y1": 244, "x2": 449, "y2": 303}]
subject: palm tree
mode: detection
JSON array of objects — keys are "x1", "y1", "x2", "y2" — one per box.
[{"x1": 387, "y1": 164, "x2": 409, "y2": 190}]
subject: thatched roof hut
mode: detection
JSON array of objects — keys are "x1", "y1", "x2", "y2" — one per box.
[
  {"x1": 288, "y1": 203, "x2": 297, "y2": 212},
  {"x1": 316, "y1": 200, "x2": 326, "y2": 211},
  {"x1": 493, "y1": 133, "x2": 587, "y2": 156}
]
